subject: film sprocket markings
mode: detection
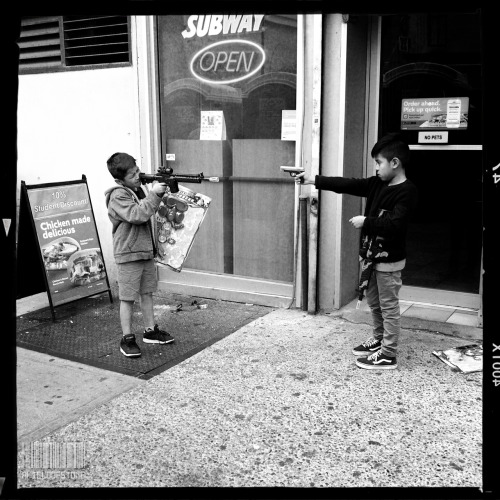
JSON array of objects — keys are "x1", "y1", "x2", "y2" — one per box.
[
  {"x1": 20, "y1": 470, "x2": 86, "y2": 481},
  {"x1": 20, "y1": 441, "x2": 87, "y2": 469},
  {"x1": 154, "y1": 185, "x2": 211, "y2": 272}
]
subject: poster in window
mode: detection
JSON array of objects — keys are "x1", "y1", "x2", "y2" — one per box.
[{"x1": 400, "y1": 97, "x2": 469, "y2": 130}]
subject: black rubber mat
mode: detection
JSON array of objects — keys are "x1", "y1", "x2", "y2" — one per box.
[{"x1": 16, "y1": 289, "x2": 273, "y2": 379}]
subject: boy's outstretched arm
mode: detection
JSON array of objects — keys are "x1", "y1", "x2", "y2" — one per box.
[{"x1": 297, "y1": 172, "x2": 371, "y2": 197}]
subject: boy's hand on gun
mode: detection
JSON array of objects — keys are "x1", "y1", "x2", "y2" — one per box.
[
  {"x1": 292, "y1": 173, "x2": 365, "y2": 229},
  {"x1": 349, "y1": 215, "x2": 366, "y2": 228},
  {"x1": 151, "y1": 181, "x2": 168, "y2": 197},
  {"x1": 295, "y1": 172, "x2": 315, "y2": 185}
]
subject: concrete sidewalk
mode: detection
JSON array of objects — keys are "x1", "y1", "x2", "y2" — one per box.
[
  {"x1": 17, "y1": 301, "x2": 482, "y2": 489},
  {"x1": 17, "y1": 348, "x2": 146, "y2": 446}
]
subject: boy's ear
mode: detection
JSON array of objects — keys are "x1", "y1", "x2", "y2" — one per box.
[{"x1": 391, "y1": 157, "x2": 401, "y2": 168}]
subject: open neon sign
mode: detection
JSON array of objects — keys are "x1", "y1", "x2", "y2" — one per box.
[{"x1": 189, "y1": 39, "x2": 266, "y2": 85}]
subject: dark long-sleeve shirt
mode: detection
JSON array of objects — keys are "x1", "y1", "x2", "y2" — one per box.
[{"x1": 315, "y1": 175, "x2": 418, "y2": 264}]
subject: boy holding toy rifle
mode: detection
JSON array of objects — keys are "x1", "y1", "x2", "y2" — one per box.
[
  {"x1": 105, "y1": 152, "x2": 175, "y2": 358},
  {"x1": 295, "y1": 133, "x2": 418, "y2": 370}
]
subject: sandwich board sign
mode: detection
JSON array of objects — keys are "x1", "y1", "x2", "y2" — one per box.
[{"x1": 19, "y1": 176, "x2": 112, "y2": 321}]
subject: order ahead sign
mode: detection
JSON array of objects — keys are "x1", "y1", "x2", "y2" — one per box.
[
  {"x1": 25, "y1": 179, "x2": 110, "y2": 307},
  {"x1": 400, "y1": 97, "x2": 469, "y2": 130}
]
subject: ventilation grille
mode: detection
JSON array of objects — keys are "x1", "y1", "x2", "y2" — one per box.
[
  {"x1": 18, "y1": 17, "x2": 62, "y2": 71},
  {"x1": 18, "y1": 15, "x2": 130, "y2": 72},
  {"x1": 62, "y1": 15, "x2": 130, "y2": 66}
]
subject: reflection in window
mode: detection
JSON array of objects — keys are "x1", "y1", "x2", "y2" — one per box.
[{"x1": 380, "y1": 12, "x2": 482, "y2": 145}]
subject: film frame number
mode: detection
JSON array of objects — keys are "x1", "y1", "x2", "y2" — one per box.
[
  {"x1": 493, "y1": 162, "x2": 500, "y2": 184},
  {"x1": 493, "y1": 343, "x2": 500, "y2": 386}
]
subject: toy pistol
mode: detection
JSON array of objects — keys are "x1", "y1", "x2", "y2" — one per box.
[
  {"x1": 280, "y1": 166, "x2": 305, "y2": 183},
  {"x1": 139, "y1": 166, "x2": 219, "y2": 193}
]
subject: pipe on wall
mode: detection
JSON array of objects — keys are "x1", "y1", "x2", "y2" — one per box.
[
  {"x1": 306, "y1": 14, "x2": 323, "y2": 314},
  {"x1": 299, "y1": 195, "x2": 308, "y2": 310}
]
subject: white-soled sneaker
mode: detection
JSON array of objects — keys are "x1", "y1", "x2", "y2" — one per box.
[
  {"x1": 120, "y1": 334, "x2": 141, "y2": 357},
  {"x1": 143, "y1": 324, "x2": 175, "y2": 344},
  {"x1": 356, "y1": 350, "x2": 397, "y2": 370},
  {"x1": 352, "y1": 336, "x2": 383, "y2": 356}
]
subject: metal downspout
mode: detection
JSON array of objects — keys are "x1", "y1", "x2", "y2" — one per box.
[{"x1": 307, "y1": 14, "x2": 322, "y2": 314}]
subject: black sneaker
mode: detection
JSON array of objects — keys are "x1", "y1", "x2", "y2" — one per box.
[
  {"x1": 352, "y1": 336, "x2": 383, "y2": 356},
  {"x1": 143, "y1": 324, "x2": 175, "y2": 344},
  {"x1": 356, "y1": 350, "x2": 397, "y2": 370},
  {"x1": 120, "y1": 334, "x2": 141, "y2": 357}
]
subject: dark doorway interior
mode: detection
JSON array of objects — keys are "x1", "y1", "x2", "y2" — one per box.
[
  {"x1": 379, "y1": 11, "x2": 482, "y2": 294},
  {"x1": 403, "y1": 150, "x2": 482, "y2": 294}
]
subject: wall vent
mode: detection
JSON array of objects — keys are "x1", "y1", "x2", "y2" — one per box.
[
  {"x1": 18, "y1": 17, "x2": 62, "y2": 71},
  {"x1": 18, "y1": 15, "x2": 131, "y2": 73},
  {"x1": 62, "y1": 15, "x2": 130, "y2": 66}
]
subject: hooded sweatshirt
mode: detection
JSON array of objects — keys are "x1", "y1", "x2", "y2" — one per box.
[{"x1": 104, "y1": 182, "x2": 162, "y2": 263}]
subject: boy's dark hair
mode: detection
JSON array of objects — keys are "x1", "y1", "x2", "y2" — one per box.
[
  {"x1": 107, "y1": 152, "x2": 137, "y2": 180},
  {"x1": 371, "y1": 133, "x2": 410, "y2": 168}
]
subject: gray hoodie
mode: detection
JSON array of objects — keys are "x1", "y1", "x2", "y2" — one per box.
[{"x1": 104, "y1": 182, "x2": 161, "y2": 264}]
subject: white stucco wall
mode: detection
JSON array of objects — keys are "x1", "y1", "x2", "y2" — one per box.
[{"x1": 17, "y1": 66, "x2": 141, "y2": 285}]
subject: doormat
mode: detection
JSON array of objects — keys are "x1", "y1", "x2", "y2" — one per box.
[{"x1": 16, "y1": 289, "x2": 273, "y2": 380}]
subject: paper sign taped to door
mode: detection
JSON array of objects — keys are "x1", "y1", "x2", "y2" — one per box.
[
  {"x1": 200, "y1": 111, "x2": 227, "y2": 140},
  {"x1": 154, "y1": 185, "x2": 211, "y2": 272},
  {"x1": 281, "y1": 110, "x2": 297, "y2": 141},
  {"x1": 400, "y1": 97, "x2": 469, "y2": 130}
]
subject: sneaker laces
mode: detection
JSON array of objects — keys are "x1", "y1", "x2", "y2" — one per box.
[
  {"x1": 367, "y1": 349, "x2": 382, "y2": 361},
  {"x1": 363, "y1": 337, "x2": 380, "y2": 348}
]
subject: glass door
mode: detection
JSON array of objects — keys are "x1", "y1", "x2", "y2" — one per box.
[
  {"x1": 379, "y1": 11, "x2": 483, "y2": 299},
  {"x1": 155, "y1": 14, "x2": 298, "y2": 305}
]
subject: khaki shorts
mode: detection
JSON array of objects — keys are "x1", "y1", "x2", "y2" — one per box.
[{"x1": 117, "y1": 259, "x2": 158, "y2": 302}]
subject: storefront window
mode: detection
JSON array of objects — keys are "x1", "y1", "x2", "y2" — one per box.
[{"x1": 156, "y1": 15, "x2": 297, "y2": 282}]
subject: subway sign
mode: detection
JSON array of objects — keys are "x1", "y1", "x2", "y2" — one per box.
[
  {"x1": 190, "y1": 39, "x2": 266, "y2": 85},
  {"x1": 182, "y1": 15, "x2": 264, "y2": 38},
  {"x1": 183, "y1": 14, "x2": 266, "y2": 85}
]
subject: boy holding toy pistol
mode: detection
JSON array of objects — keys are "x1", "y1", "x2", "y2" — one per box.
[
  {"x1": 105, "y1": 152, "x2": 175, "y2": 358},
  {"x1": 296, "y1": 133, "x2": 418, "y2": 370}
]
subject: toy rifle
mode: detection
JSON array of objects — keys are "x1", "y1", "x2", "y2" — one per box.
[{"x1": 139, "y1": 166, "x2": 219, "y2": 193}]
